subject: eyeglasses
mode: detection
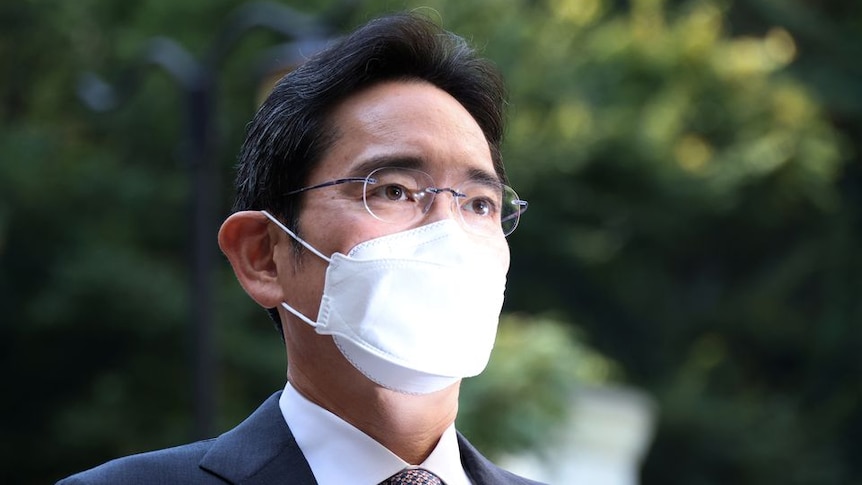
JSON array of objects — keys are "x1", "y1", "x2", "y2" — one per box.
[{"x1": 287, "y1": 166, "x2": 528, "y2": 237}]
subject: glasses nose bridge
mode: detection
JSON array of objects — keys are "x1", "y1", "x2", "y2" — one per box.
[{"x1": 421, "y1": 186, "x2": 465, "y2": 214}]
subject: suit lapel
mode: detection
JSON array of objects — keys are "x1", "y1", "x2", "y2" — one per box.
[
  {"x1": 458, "y1": 432, "x2": 539, "y2": 485},
  {"x1": 458, "y1": 432, "x2": 500, "y2": 485},
  {"x1": 199, "y1": 392, "x2": 317, "y2": 484}
]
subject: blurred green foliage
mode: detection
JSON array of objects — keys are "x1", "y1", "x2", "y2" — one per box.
[
  {"x1": 1, "y1": 0, "x2": 860, "y2": 484},
  {"x1": 459, "y1": 314, "x2": 622, "y2": 458}
]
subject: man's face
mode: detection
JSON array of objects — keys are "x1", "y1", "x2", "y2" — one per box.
[{"x1": 273, "y1": 80, "x2": 510, "y2": 326}]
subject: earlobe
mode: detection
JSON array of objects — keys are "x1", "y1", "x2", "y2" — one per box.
[{"x1": 218, "y1": 211, "x2": 285, "y2": 308}]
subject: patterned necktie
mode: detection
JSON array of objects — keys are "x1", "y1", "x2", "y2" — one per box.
[{"x1": 379, "y1": 467, "x2": 444, "y2": 485}]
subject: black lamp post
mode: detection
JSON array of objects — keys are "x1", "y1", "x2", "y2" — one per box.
[{"x1": 78, "y1": 1, "x2": 333, "y2": 439}]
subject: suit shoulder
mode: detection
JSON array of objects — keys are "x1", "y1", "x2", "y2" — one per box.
[
  {"x1": 456, "y1": 432, "x2": 547, "y2": 485},
  {"x1": 493, "y1": 467, "x2": 546, "y2": 485},
  {"x1": 473, "y1": 460, "x2": 546, "y2": 485},
  {"x1": 57, "y1": 439, "x2": 221, "y2": 485}
]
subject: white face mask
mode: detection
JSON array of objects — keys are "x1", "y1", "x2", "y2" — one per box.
[{"x1": 261, "y1": 211, "x2": 509, "y2": 394}]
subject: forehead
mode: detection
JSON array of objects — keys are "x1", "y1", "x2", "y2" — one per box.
[{"x1": 312, "y1": 80, "x2": 497, "y2": 184}]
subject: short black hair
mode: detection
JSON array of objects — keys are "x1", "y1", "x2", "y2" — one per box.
[{"x1": 229, "y1": 12, "x2": 508, "y2": 332}]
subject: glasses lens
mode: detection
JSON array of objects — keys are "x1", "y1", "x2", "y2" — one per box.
[
  {"x1": 457, "y1": 181, "x2": 525, "y2": 236},
  {"x1": 500, "y1": 186, "x2": 526, "y2": 236},
  {"x1": 363, "y1": 167, "x2": 434, "y2": 223},
  {"x1": 363, "y1": 167, "x2": 527, "y2": 236}
]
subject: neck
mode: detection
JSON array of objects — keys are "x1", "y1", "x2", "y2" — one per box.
[
  {"x1": 317, "y1": 382, "x2": 459, "y2": 464},
  {"x1": 286, "y1": 334, "x2": 459, "y2": 464}
]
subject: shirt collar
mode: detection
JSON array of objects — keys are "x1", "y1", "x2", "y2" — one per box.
[{"x1": 279, "y1": 381, "x2": 471, "y2": 485}]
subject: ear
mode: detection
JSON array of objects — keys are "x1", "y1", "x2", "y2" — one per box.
[{"x1": 218, "y1": 211, "x2": 285, "y2": 308}]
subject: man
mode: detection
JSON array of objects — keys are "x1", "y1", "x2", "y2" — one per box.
[{"x1": 60, "y1": 12, "x2": 538, "y2": 485}]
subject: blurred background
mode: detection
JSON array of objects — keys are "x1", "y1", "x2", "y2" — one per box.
[{"x1": 1, "y1": 0, "x2": 860, "y2": 483}]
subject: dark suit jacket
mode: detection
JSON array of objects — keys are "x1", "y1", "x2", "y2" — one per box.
[{"x1": 58, "y1": 392, "x2": 544, "y2": 484}]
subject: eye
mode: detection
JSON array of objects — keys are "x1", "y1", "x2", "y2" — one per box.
[
  {"x1": 369, "y1": 183, "x2": 413, "y2": 202},
  {"x1": 384, "y1": 184, "x2": 406, "y2": 200},
  {"x1": 463, "y1": 196, "x2": 498, "y2": 217}
]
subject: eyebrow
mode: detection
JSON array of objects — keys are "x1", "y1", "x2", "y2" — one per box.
[
  {"x1": 348, "y1": 156, "x2": 504, "y2": 187},
  {"x1": 347, "y1": 156, "x2": 425, "y2": 178},
  {"x1": 465, "y1": 167, "x2": 505, "y2": 188}
]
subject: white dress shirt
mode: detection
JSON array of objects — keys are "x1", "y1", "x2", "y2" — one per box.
[{"x1": 279, "y1": 381, "x2": 472, "y2": 485}]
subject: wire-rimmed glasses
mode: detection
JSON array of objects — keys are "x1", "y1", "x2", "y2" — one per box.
[{"x1": 287, "y1": 166, "x2": 528, "y2": 237}]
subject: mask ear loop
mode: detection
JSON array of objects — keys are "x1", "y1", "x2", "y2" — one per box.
[
  {"x1": 260, "y1": 210, "x2": 331, "y2": 263},
  {"x1": 259, "y1": 210, "x2": 328, "y2": 329}
]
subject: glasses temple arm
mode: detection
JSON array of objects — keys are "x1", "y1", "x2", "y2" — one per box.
[{"x1": 286, "y1": 177, "x2": 369, "y2": 196}]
